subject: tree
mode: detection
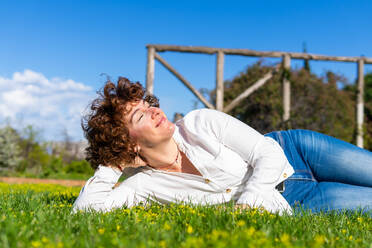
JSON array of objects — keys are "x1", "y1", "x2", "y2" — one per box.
[
  {"x1": 0, "y1": 126, "x2": 22, "y2": 172},
  {"x1": 303, "y1": 42, "x2": 311, "y2": 72},
  {"x1": 17, "y1": 125, "x2": 48, "y2": 174},
  {"x1": 19, "y1": 125, "x2": 42, "y2": 160},
  {"x1": 211, "y1": 61, "x2": 356, "y2": 144}
]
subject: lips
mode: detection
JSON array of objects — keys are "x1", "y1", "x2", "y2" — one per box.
[{"x1": 156, "y1": 116, "x2": 166, "y2": 127}]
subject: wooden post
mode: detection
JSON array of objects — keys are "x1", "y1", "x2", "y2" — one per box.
[
  {"x1": 282, "y1": 54, "x2": 291, "y2": 122},
  {"x1": 154, "y1": 52, "x2": 215, "y2": 109},
  {"x1": 146, "y1": 46, "x2": 155, "y2": 94},
  {"x1": 216, "y1": 51, "x2": 224, "y2": 111},
  {"x1": 356, "y1": 59, "x2": 365, "y2": 148}
]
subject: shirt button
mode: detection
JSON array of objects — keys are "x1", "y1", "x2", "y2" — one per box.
[
  {"x1": 283, "y1": 173, "x2": 288, "y2": 178},
  {"x1": 225, "y1": 188, "x2": 231, "y2": 193},
  {"x1": 204, "y1": 178, "x2": 211, "y2": 183}
]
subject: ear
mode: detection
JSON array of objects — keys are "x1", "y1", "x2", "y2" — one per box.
[{"x1": 134, "y1": 145, "x2": 141, "y2": 153}]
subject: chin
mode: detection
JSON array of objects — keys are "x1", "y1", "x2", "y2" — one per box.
[
  {"x1": 166, "y1": 122, "x2": 176, "y2": 133},
  {"x1": 157, "y1": 119, "x2": 175, "y2": 139}
]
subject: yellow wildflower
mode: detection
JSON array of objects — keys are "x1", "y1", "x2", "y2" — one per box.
[
  {"x1": 280, "y1": 233, "x2": 290, "y2": 244},
  {"x1": 159, "y1": 240, "x2": 167, "y2": 248},
  {"x1": 163, "y1": 223, "x2": 171, "y2": 230},
  {"x1": 31, "y1": 241, "x2": 41, "y2": 247},
  {"x1": 237, "y1": 220, "x2": 246, "y2": 227},
  {"x1": 41, "y1": 236, "x2": 49, "y2": 243},
  {"x1": 245, "y1": 227, "x2": 255, "y2": 236},
  {"x1": 314, "y1": 235, "x2": 325, "y2": 245}
]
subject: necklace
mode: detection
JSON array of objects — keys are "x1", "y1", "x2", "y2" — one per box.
[{"x1": 158, "y1": 139, "x2": 181, "y2": 172}]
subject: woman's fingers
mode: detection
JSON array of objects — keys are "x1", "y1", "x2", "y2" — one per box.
[{"x1": 234, "y1": 204, "x2": 251, "y2": 212}]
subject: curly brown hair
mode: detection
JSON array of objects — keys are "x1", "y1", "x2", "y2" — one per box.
[{"x1": 82, "y1": 77, "x2": 159, "y2": 170}]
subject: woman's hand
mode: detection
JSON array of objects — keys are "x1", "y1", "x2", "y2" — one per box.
[
  {"x1": 234, "y1": 204, "x2": 269, "y2": 214},
  {"x1": 234, "y1": 204, "x2": 252, "y2": 212}
]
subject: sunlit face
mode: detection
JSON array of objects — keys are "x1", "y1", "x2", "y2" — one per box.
[{"x1": 124, "y1": 100, "x2": 175, "y2": 148}]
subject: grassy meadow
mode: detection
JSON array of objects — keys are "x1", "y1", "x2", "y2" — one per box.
[{"x1": 0, "y1": 182, "x2": 371, "y2": 248}]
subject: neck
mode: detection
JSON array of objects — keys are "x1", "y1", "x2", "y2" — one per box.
[{"x1": 140, "y1": 138, "x2": 180, "y2": 170}]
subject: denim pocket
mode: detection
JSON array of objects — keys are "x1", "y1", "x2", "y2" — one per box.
[{"x1": 281, "y1": 179, "x2": 317, "y2": 206}]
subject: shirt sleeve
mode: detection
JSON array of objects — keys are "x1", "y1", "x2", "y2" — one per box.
[
  {"x1": 72, "y1": 165, "x2": 145, "y2": 213},
  {"x1": 197, "y1": 109, "x2": 293, "y2": 212}
]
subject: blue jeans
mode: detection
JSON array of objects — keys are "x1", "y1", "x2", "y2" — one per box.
[{"x1": 265, "y1": 130, "x2": 372, "y2": 215}]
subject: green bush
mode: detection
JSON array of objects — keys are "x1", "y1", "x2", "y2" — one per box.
[
  {"x1": 39, "y1": 156, "x2": 64, "y2": 177},
  {"x1": 18, "y1": 143, "x2": 51, "y2": 175},
  {"x1": 63, "y1": 160, "x2": 93, "y2": 174}
]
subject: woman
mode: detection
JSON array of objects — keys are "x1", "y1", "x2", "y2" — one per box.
[{"x1": 73, "y1": 77, "x2": 372, "y2": 215}]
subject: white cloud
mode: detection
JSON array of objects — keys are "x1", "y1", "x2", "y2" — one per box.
[{"x1": 0, "y1": 70, "x2": 95, "y2": 141}]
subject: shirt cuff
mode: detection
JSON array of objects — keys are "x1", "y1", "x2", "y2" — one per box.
[{"x1": 236, "y1": 189, "x2": 292, "y2": 215}]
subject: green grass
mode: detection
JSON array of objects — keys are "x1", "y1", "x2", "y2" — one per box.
[{"x1": 0, "y1": 183, "x2": 371, "y2": 248}]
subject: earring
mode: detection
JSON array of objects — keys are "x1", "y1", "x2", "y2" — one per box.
[{"x1": 135, "y1": 146, "x2": 140, "y2": 157}]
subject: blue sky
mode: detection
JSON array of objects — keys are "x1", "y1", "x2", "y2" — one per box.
[{"x1": 1, "y1": 0, "x2": 371, "y2": 141}]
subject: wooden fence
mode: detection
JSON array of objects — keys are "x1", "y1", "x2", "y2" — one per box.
[{"x1": 146, "y1": 44, "x2": 372, "y2": 148}]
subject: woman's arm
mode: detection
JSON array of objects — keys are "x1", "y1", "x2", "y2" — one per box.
[{"x1": 72, "y1": 165, "x2": 144, "y2": 212}]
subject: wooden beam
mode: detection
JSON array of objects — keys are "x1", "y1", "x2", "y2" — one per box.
[
  {"x1": 223, "y1": 70, "x2": 275, "y2": 113},
  {"x1": 146, "y1": 46, "x2": 155, "y2": 94},
  {"x1": 149, "y1": 44, "x2": 217, "y2": 54},
  {"x1": 148, "y1": 44, "x2": 372, "y2": 64},
  {"x1": 154, "y1": 52, "x2": 215, "y2": 109},
  {"x1": 356, "y1": 59, "x2": 365, "y2": 148},
  {"x1": 282, "y1": 54, "x2": 291, "y2": 122},
  {"x1": 216, "y1": 51, "x2": 224, "y2": 111}
]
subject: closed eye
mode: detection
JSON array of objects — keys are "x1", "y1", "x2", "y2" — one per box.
[{"x1": 136, "y1": 104, "x2": 150, "y2": 123}]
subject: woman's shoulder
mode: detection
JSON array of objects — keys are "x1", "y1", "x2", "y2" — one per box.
[
  {"x1": 181, "y1": 108, "x2": 228, "y2": 125},
  {"x1": 178, "y1": 108, "x2": 230, "y2": 137},
  {"x1": 183, "y1": 108, "x2": 221, "y2": 118}
]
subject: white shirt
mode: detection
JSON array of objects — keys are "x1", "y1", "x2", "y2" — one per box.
[{"x1": 73, "y1": 109, "x2": 294, "y2": 214}]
